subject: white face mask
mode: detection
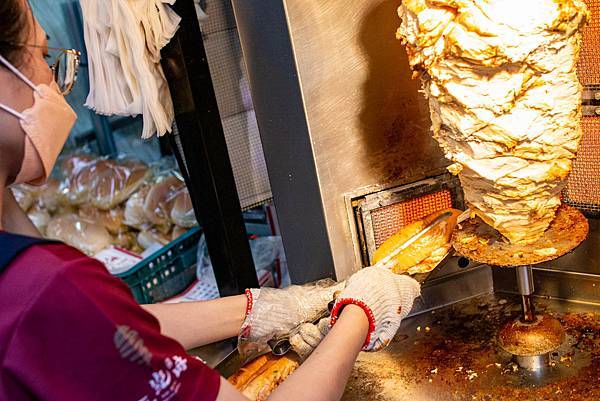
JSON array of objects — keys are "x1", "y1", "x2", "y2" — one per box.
[{"x1": 0, "y1": 54, "x2": 77, "y2": 185}]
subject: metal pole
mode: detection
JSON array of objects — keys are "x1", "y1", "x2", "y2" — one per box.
[{"x1": 515, "y1": 265, "x2": 536, "y2": 323}]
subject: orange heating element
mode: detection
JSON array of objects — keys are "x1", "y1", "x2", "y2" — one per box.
[
  {"x1": 577, "y1": 0, "x2": 600, "y2": 86},
  {"x1": 566, "y1": 0, "x2": 600, "y2": 211},
  {"x1": 370, "y1": 189, "x2": 453, "y2": 248}
]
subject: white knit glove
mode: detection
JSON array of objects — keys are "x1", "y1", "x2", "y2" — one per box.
[
  {"x1": 238, "y1": 280, "x2": 345, "y2": 361},
  {"x1": 289, "y1": 317, "x2": 331, "y2": 361},
  {"x1": 330, "y1": 266, "x2": 420, "y2": 352}
]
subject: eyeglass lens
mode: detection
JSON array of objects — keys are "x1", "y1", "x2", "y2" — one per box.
[{"x1": 52, "y1": 51, "x2": 79, "y2": 95}]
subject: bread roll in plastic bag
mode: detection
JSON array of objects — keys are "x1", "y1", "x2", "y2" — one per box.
[
  {"x1": 137, "y1": 228, "x2": 171, "y2": 250},
  {"x1": 58, "y1": 154, "x2": 99, "y2": 205},
  {"x1": 91, "y1": 160, "x2": 149, "y2": 210},
  {"x1": 124, "y1": 185, "x2": 151, "y2": 229},
  {"x1": 59, "y1": 156, "x2": 149, "y2": 209},
  {"x1": 10, "y1": 184, "x2": 37, "y2": 211},
  {"x1": 60, "y1": 153, "x2": 95, "y2": 176},
  {"x1": 46, "y1": 214, "x2": 112, "y2": 255},
  {"x1": 38, "y1": 179, "x2": 61, "y2": 212},
  {"x1": 112, "y1": 230, "x2": 139, "y2": 253},
  {"x1": 171, "y1": 225, "x2": 188, "y2": 241},
  {"x1": 27, "y1": 204, "x2": 51, "y2": 235},
  {"x1": 143, "y1": 176, "x2": 185, "y2": 227},
  {"x1": 78, "y1": 204, "x2": 126, "y2": 235},
  {"x1": 170, "y1": 188, "x2": 197, "y2": 228},
  {"x1": 372, "y1": 208, "x2": 461, "y2": 275}
]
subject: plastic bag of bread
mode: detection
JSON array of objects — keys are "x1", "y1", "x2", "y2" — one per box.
[
  {"x1": 112, "y1": 231, "x2": 140, "y2": 253},
  {"x1": 78, "y1": 204, "x2": 126, "y2": 235},
  {"x1": 228, "y1": 354, "x2": 300, "y2": 401},
  {"x1": 137, "y1": 228, "x2": 171, "y2": 250},
  {"x1": 59, "y1": 155, "x2": 149, "y2": 209},
  {"x1": 90, "y1": 159, "x2": 149, "y2": 210},
  {"x1": 170, "y1": 188, "x2": 197, "y2": 228},
  {"x1": 53, "y1": 203, "x2": 78, "y2": 218},
  {"x1": 46, "y1": 214, "x2": 112, "y2": 255},
  {"x1": 10, "y1": 184, "x2": 36, "y2": 211},
  {"x1": 372, "y1": 209, "x2": 461, "y2": 275},
  {"x1": 124, "y1": 185, "x2": 151, "y2": 229},
  {"x1": 58, "y1": 154, "x2": 99, "y2": 205},
  {"x1": 171, "y1": 225, "x2": 188, "y2": 241},
  {"x1": 38, "y1": 179, "x2": 61, "y2": 212},
  {"x1": 143, "y1": 175, "x2": 185, "y2": 228},
  {"x1": 60, "y1": 153, "x2": 95, "y2": 176},
  {"x1": 27, "y1": 204, "x2": 51, "y2": 235}
]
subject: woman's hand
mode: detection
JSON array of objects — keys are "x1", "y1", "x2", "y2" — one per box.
[
  {"x1": 330, "y1": 266, "x2": 420, "y2": 352},
  {"x1": 289, "y1": 317, "x2": 330, "y2": 360},
  {"x1": 238, "y1": 280, "x2": 345, "y2": 360},
  {"x1": 289, "y1": 267, "x2": 420, "y2": 357}
]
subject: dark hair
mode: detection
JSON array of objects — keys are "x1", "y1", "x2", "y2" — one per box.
[{"x1": 0, "y1": 0, "x2": 30, "y2": 66}]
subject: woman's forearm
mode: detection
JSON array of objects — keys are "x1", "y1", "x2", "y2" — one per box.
[
  {"x1": 267, "y1": 304, "x2": 369, "y2": 401},
  {"x1": 216, "y1": 305, "x2": 368, "y2": 401},
  {"x1": 142, "y1": 295, "x2": 247, "y2": 349},
  {"x1": 216, "y1": 304, "x2": 369, "y2": 401}
]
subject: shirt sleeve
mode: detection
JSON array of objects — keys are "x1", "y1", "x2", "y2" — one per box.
[{"x1": 4, "y1": 254, "x2": 221, "y2": 401}]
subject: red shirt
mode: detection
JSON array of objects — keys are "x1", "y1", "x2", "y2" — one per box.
[{"x1": 0, "y1": 242, "x2": 221, "y2": 401}]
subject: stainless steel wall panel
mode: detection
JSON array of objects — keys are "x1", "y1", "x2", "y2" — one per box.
[{"x1": 233, "y1": 0, "x2": 448, "y2": 280}]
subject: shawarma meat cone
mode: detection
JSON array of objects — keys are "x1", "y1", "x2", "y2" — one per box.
[{"x1": 397, "y1": 0, "x2": 588, "y2": 244}]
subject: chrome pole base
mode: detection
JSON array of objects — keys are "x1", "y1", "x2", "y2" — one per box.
[{"x1": 515, "y1": 354, "x2": 548, "y2": 371}]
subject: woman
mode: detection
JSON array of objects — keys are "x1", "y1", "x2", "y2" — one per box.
[{"x1": 0, "y1": 2, "x2": 420, "y2": 400}]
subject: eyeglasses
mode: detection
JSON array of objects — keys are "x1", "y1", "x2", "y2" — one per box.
[
  {"x1": 0, "y1": 42, "x2": 81, "y2": 95},
  {"x1": 46, "y1": 47, "x2": 81, "y2": 96}
]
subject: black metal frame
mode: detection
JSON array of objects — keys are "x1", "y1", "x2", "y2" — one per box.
[{"x1": 160, "y1": 0, "x2": 258, "y2": 296}]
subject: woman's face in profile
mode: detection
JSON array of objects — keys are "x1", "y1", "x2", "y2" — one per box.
[{"x1": 0, "y1": 4, "x2": 57, "y2": 183}]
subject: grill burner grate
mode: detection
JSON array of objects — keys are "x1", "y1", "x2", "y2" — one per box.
[
  {"x1": 371, "y1": 189, "x2": 453, "y2": 248},
  {"x1": 566, "y1": 0, "x2": 600, "y2": 214},
  {"x1": 353, "y1": 174, "x2": 462, "y2": 265},
  {"x1": 564, "y1": 117, "x2": 600, "y2": 213},
  {"x1": 577, "y1": 0, "x2": 600, "y2": 85}
]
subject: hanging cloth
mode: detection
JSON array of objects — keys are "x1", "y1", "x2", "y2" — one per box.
[{"x1": 79, "y1": 0, "x2": 181, "y2": 138}]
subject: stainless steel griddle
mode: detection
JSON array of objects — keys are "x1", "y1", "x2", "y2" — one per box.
[{"x1": 341, "y1": 294, "x2": 599, "y2": 401}]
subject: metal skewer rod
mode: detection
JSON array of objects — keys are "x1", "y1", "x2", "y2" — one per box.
[{"x1": 515, "y1": 265, "x2": 536, "y2": 323}]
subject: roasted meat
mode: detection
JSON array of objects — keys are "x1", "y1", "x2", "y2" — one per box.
[{"x1": 397, "y1": 0, "x2": 588, "y2": 244}]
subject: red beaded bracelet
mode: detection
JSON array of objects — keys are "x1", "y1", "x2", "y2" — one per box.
[
  {"x1": 329, "y1": 298, "x2": 376, "y2": 350},
  {"x1": 244, "y1": 289, "x2": 254, "y2": 318}
]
